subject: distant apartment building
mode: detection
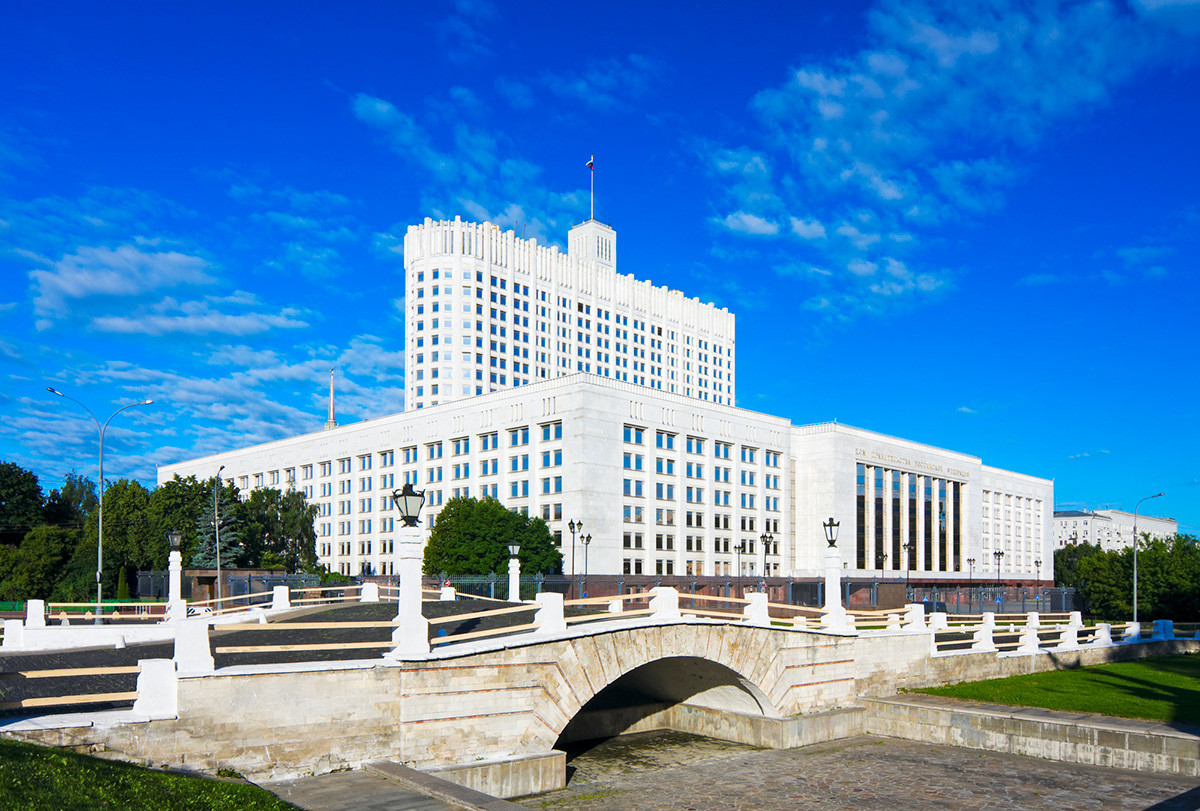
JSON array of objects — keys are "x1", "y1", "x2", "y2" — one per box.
[{"x1": 1055, "y1": 509, "x2": 1178, "y2": 551}]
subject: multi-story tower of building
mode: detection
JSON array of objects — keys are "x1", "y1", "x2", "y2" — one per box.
[{"x1": 403, "y1": 217, "x2": 735, "y2": 411}]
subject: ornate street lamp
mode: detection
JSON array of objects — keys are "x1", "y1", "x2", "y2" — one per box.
[
  {"x1": 1133, "y1": 492, "x2": 1164, "y2": 627},
  {"x1": 581, "y1": 534, "x2": 592, "y2": 597},
  {"x1": 507, "y1": 540, "x2": 521, "y2": 602},
  {"x1": 822, "y1": 516, "x2": 839, "y2": 547},
  {"x1": 46, "y1": 387, "x2": 153, "y2": 623},
  {"x1": 568, "y1": 519, "x2": 582, "y2": 594},
  {"x1": 392, "y1": 482, "x2": 427, "y2": 527},
  {"x1": 759, "y1": 532, "x2": 773, "y2": 593},
  {"x1": 734, "y1": 539, "x2": 747, "y2": 595},
  {"x1": 993, "y1": 549, "x2": 1004, "y2": 583},
  {"x1": 1034, "y1": 558, "x2": 1042, "y2": 584}
]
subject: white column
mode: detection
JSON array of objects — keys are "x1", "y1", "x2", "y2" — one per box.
[
  {"x1": 388, "y1": 525, "x2": 430, "y2": 657},
  {"x1": 915, "y1": 477, "x2": 926, "y2": 574},
  {"x1": 821, "y1": 543, "x2": 849, "y2": 632},
  {"x1": 508, "y1": 555, "x2": 521, "y2": 602},
  {"x1": 946, "y1": 482, "x2": 956, "y2": 571},
  {"x1": 863, "y1": 466, "x2": 874, "y2": 572}
]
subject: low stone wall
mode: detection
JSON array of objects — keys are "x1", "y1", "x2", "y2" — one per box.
[
  {"x1": 424, "y1": 751, "x2": 566, "y2": 800},
  {"x1": 862, "y1": 694, "x2": 1200, "y2": 777}
]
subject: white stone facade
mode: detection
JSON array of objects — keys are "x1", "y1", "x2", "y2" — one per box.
[
  {"x1": 402, "y1": 217, "x2": 735, "y2": 412},
  {"x1": 158, "y1": 375, "x2": 1052, "y2": 582},
  {"x1": 1055, "y1": 509, "x2": 1178, "y2": 551}
]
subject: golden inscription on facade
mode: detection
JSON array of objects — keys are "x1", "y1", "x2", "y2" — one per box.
[{"x1": 854, "y1": 448, "x2": 970, "y2": 480}]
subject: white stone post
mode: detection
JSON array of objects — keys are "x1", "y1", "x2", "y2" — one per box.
[
  {"x1": 903, "y1": 603, "x2": 926, "y2": 631},
  {"x1": 743, "y1": 592, "x2": 770, "y2": 627},
  {"x1": 132, "y1": 659, "x2": 178, "y2": 719},
  {"x1": 270, "y1": 584, "x2": 291, "y2": 611},
  {"x1": 608, "y1": 598, "x2": 624, "y2": 614},
  {"x1": 26, "y1": 599, "x2": 46, "y2": 629},
  {"x1": 389, "y1": 527, "x2": 430, "y2": 657},
  {"x1": 533, "y1": 591, "x2": 566, "y2": 635},
  {"x1": 174, "y1": 618, "x2": 215, "y2": 675},
  {"x1": 1055, "y1": 625, "x2": 1079, "y2": 651},
  {"x1": 1016, "y1": 622, "x2": 1041, "y2": 654},
  {"x1": 649, "y1": 586, "x2": 681, "y2": 620},
  {"x1": 439, "y1": 585, "x2": 456, "y2": 601},
  {"x1": 1026, "y1": 611, "x2": 1041, "y2": 628},
  {"x1": 1152, "y1": 619, "x2": 1174, "y2": 640},
  {"x1": 359, "y1": 582, "x2": 380, "y2": 603},
  {"x1": 971, "y1": 623, "x2": 996, "y2": 652},
  {"x1": 1121, "y1": 620, "x2": 1140, "y2": 643},
  {"x1": 166, "y1": 550, "x2": 187, "y2": 622},
  {"x1": 821, "y1": 544, "x2": 850, "y2": 632},
  {"x1": 1068, "y1": 611, "x2": 1083, "y2": 628},
  {"x1": 886, "y1": 611, "x2": 902, "y2": 631},
  {"x1": 1091, "y1": 623, "x2": 1113, "y2": 647},
  {"x1": 981, "y1": 611, "x2": 996, "y2": 628},
  {"x1": 508, "y1": 555, "x2": 521, "y2": 602},
  {"x1": 2, "y1": 619, "x2": 24, "y2": 650},
  {"x1": 928, "y1": 611, "x2": 949, "y2": 631}
]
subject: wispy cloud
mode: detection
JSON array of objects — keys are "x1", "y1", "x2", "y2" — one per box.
[
  {"x1": 436, "y1": 0, "x2": 499, "y2": 64},
  {"x1": 90, "y1": 295, "x2": 308, "y2": 336},
  {"x1": 705, "y1": 0, "x2": 1193, "y2": 323},
  {"x1": 539, "y1": 54, "x2": 663, "y2": 112}
]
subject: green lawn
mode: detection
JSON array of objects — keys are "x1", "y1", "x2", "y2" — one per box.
[
  {"x1": 0, "y1": 737, "x2": 296, "y2": 811},
  {"x1": 918, "y1": 653, "x2": 1200, "y2": 725}
]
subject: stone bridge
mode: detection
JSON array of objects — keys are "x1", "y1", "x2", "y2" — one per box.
[{"x1": 7, "y1": 594, "x2": 1196, "y2": 799}]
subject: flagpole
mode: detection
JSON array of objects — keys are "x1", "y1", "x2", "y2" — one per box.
[{"x1": 588, "y1": 155, "x2": 594, "y2": 221}]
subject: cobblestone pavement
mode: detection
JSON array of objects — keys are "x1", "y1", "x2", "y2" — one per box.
[{"x1": 518, "y1": 732, "x2": 1200, "y2": 811}]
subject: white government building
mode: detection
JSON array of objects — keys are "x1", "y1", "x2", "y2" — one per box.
[
  {"x1": 1054, "y1": 509, "x2": 1178, "y2": 552},
  {"x1": 158, "y1": 217, "x2": 1053, "y2": 585}
]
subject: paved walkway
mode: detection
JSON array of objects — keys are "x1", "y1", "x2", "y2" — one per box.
[{"x1": 520, "y1": 732, "x2": 1200, "y2": 810}]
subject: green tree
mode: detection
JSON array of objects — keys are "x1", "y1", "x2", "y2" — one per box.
[
  {"x1": 88, "y1": 479, "x2": 156, "y2": 596},
  {"x1": 147, "y1": 475, "x2": 211, "y2": 568},
  {"x1": 1077, "y1": 549, "x2": 1130, "y2": 620},
  {"x1": 0, "y1": 461, "x2": 45, "y2": 546},
  {"x1": 191, "y1": 479, "x2": 243, "y2": 568},
  {"x1": 43, "y1": 472, "x2": 98, "y2": 529},
  {"x1": 0, "y1": 525, "x2": 78, "y2": 601},
  {"x1": 238, "y1": 488, "x2": 318, "y2": 572},
  {"x1": 1053, "y1": 542, "x2": 1103, "y2": 589},
  {"x1": 423, "y1": 496, "x2": 562, "y2": 577}
]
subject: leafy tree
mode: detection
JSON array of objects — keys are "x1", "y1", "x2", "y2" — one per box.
[
  {"x1": 146, "y1": 475, "x2": 211, "y2": 568},
  {"x1": 238, "y1": 488, "x2": 318, "y2": 573},
  {"x1": 191, "y1": 480, "x2": 243, "y2": 568},
  {"x1": 0, "y1": 526, "x2": 78, "y2": 601},
  {"x1": 423, "y1": 496, "x2": 562, "y2": 577},
  {"x1": 89, "y1": 479, "x2": 157, "y2": 595},
  {"x1": 1075, "y1": 534, "x2": 1200, "y2": 621},
  {"x1": 43, "y1": 472, "x2": 98, "y2": 529},
  {"x1": 1053, "y1": 542, "x2": 1103, "y2": 589},
  {"x1": 0, "y1": 461, "x2": 44, "y2": 546}
]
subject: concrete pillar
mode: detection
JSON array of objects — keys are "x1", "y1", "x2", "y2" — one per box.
[
  {"x1": 649, "y1": 587, "x2": 681, "y2": 620},
  {"x1": 971, "y1": 623, "x2": 996, "y2": 652},
  {"x1": 1055, "y1": 625, "x2": 1079, "y2": 651},
  {"x1": 132, "y1": 659, "x2": 177, "y2": 720},
  {"x1": 1152, "y1": 620, "x2": 1174, "y2": 641},
  {"x1": 174, "y1": 618, "x2": 214, "y2": 675},
  {"x1": 2, "y1": 619, "x2": 24, "y2": 650},
  {"x1": 820, "y1": 542, "x2": 850, "y2": 632},
  {"x1": 389, "y1": 527, "x2": 430, "y2": 657},
  {"x1": 886, "y1": 611, "x2": 902, "y2": 631},
  {"x1": 1091, "y1": 623, "x2": 1113, "y2": 647},
  {"x1": 165, "y1": 550, "x2": 188, "y2": 622},
  {"x1": 1016, "y1": 623, "x2": 1041, "y2": 654},
  {"x1": 981, "y1": 611, "x2": 996, "y2": 628},
  {"x1": 271, "y1": 585, "x2": 291, "y2": 611},
  {"x1": 607, "y1": 599, "x2": 624, "y2": 614},
  {"x1": 533, "y1": 592, "x2": 566, "y2": 635},
  {"x1": 928, "y1": 612, "x2": 949, "y2": 631},
  {"x1": 26, "y1": 599, "x2": 46, "y2": 629},
  {"x1": 508, "y1": 556, "x2": 521, "y2": 602},
  {"x1": 1025, "y1": 611, "x2": 1041, "y2": 629},
  {"x1": 360, "y1": 582, "x2": 380, "y2": 603},
  {"x1": 903, "y1": 603, "x2": 926, "y2": 631},
  {"x1": 1121, "y1": 621, "x2": 1140, "y2": 642},
  {"x1": 743, "y1": 592, "x2": 769, "y2": 627}
]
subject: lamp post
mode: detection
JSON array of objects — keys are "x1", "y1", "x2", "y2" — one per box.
[
  {"x1": 507, "y1": 540, "x2": 521, "y2": 602},
  {"x1": 1133, "y1": 492, "x2": 1164, "y2": 627},
  {"x1": 389, "y1": 482, "x2": 428, "y2": 656},
  {"x1": 213, "y1": 464, "x2": 225, "y2": 605},
  {"x1": 568, "y1": 519, "x2": 582, "y2": 596},
  {"x1": 993, "y1": 549, "x2": 1004, "y2": 581},
  {"x1": 1034, "y1": 558, "x2": 1042, "y2": 584},
  {"x1": 760, "y1": 532, "x2": 773, "y2": 593},
  {"x1": 821, "y1": 516, "x2": 847, "y2": 631},
  {"x1": 167, "y1": 530, "x2": 186, "y2": 620},
  {"x1": 46, "y1": 387, "x2": 153, "y2": 623},
  {"x1": 734, "y1": 539, "x2": 747, "y2": 596},
  {"x1": 904, "y1": 539, "x2": 916, "y2": 600},
  {"x1": 966, "y1": 557, "x2": 975, "y2": 612},
  {"x1": 581, "y1": 533, "x2": 591, "y2": 597}
]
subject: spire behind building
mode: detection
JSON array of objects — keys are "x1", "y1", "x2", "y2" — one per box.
[{"x1": 324, "y1": 368, "x2": 338, "y2": 430}]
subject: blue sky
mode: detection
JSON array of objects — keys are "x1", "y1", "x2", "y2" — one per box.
[{"x1": 1, "y1": 0, "x2": 1197, "y2": 533}]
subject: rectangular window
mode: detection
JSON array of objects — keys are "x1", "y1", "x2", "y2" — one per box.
[
  {"x1": 541, "y1": 421, "x2": 563, "y2": 441},
  {"x1": 509, "y1": 427, "x2": 530, "y2": 446},
  {"x1": 623, "y1": 425, "x2": 644, "y2": 444}
]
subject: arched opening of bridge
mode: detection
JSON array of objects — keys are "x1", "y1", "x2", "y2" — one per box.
[{"x1": 555, "y1": 655, "x2": 775, "y2": 760}]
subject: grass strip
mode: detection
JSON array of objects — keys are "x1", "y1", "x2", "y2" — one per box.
[
  {"x1": 0, "y1": 737, "x2": 296, "y2": 810},
  {"x1": 918, "y1": 653, "x2": 1200, "y2": 725}
]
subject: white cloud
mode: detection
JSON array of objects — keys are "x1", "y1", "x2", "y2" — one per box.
[
  {"x1": 720, "y1": 212, "x2": 779, "y2": 235},
  {"x1": 957, "y1": 406, "x2": 976, "y2": 414},
  {"x1": 790, "y1": 217, "x2": 827, "y2": 239},
  {"x1": 540, "y1": 54, "x2": 662, "y2": 112},
  {"x1": 30, "y1": 244, "x2": 214, "y2": 321},
  {"x1": 91, "y1": 296, "x2": 307, "y2": 336}
]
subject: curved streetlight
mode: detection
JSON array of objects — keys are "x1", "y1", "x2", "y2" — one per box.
[
  {"x1": 1133, "y1": 492, "x2": 1164, "y2": 627},
  {"x1": 213, "y1": 465, "x2": 225, "y2": 604},
  {"x1": 46, "y1": 387, "x2": 154, "y2": 623},
  {"x1": 760, "y1": 532, "x2": 773, "y2": 593}
]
